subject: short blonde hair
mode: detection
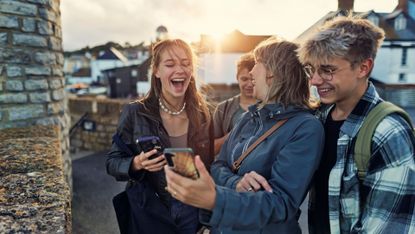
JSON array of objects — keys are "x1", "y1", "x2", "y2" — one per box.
[
  {"x1": 254, "y1": 37, "x2": 313, "y2": 108},
  {"x1": 297, "y1": 15, "x2": 385, "y2": 69}
]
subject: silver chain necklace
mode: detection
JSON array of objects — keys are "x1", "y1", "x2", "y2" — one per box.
[{"x1": 159, "y1": 98, "x2": 186, "y2": 115}]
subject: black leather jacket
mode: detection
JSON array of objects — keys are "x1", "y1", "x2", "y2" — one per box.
[{"x1": 106, "y1": 98, "x2": 214, "y2": 205}]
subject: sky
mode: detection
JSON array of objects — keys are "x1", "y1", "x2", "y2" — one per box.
[{"x1": 61, "y1": 0, "x2": 398, "y2": 51}]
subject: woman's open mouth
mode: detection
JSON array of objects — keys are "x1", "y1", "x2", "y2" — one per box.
[{"x1": 171, "y1": 78, "x2": 186, "y2": 92}]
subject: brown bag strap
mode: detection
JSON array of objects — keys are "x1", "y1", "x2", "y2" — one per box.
[{"x1": 232, "y1": 119, "x2": 288, "y2": 173}]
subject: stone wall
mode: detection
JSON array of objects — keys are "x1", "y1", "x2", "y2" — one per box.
[
  {"x1": 0, "y1": 125, "x2": 71, "y2": 233},
  {"x1": 67, "y1": 86, "x2": 239, "y2": 152},
  {"x1": 0, "y1": 0, "x2": 71, "y2": 187},
  {"x1": 69, "y1": 97, "x2": 129, "y2": 152}
]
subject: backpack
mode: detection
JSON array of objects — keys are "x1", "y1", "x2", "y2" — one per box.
[{"x1": 354, "y1": 101, "x2": 415, "y2": 180}]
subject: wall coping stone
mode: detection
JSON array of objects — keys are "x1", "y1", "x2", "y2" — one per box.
[{"x1": 0, "y1": 125, "x2": 71, "y2": 233}]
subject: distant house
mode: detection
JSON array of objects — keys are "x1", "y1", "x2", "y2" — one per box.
[
  {"x1": 196, "y1": 30, "x2": 271, "y2": 85},
  {"x1": 66, "y1": 67, "x2": 92, "y2": 85},
  {"x1": 90, "y1": 47, "x2": 128, "y2": 84},
  {"x1": 102, "y1": 58, "x2": 151, "y2": 98},
  {"x1": 63, "y1": 53, "x2": 90, "y2": 75},
  {"x1": 296, "y1": 0, "x2": 415, "y2": 107},
  {"x1": 120, "y1": 43, "x2": 150, "y2": 65}
]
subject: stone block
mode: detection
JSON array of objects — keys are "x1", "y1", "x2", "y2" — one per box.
[
  {"x1": 29, "y1": 92, "x2": 51, "y2": 103},
  {"x1": 22, "y1": 18, "x2": 36, "y2": 32},
  {"x1": 0, "y1": 32, "x2": 7, "y2": 45},
  {"x1": 49, "y1": 37, "x2": 62, "y2": 51},
  {"x1": 35, "y1": 116, "x2": 60, "y2": 126},
  {"x1": 54, "y1": 25, "x2": 62, "y2": 38},
  {"x1": 55, "y1": 53, "x2": 64, "y2": 65},
  {"x1": 39, "y1": 8, "x2": 57, "y2": 22},
  {"x1": 27, "y1": 0, "x2": 49, "y2": 6},
  {"x1": 105, "y1": 125, "x2": 117, "y2": 133},
  {"x1": 0, "y1": 15, "x2": 19, "y2": 29},
  {"x1": 13, "y1": 33, "x2": 47, "y2": 48},
  {"x1": 25, "y1": 79, "x2": 49, "y2": 90},
  {"x1": 25, "y1": 66, "x2": 51, "y2": 76},
  {"x1": 6, "y1": 80, "x2": 24, "y2": 91},
  {"x1": 52, "y1": 67, "x2": 63, "y2": 76},
  {"x1": 0, "y1": 48, "x2": 32, "y2": 64},
  {"x1": 0, "y1": 0, "x2": 37, "y2": 16},
  {"x1": 52, "y1": 89, "x2": 65, "y2": 101},
  {"x1": 47, "y1": 102, "x2": 64, "y2": 115},
  {"x1": 37, "y1": 20, "x2": 53, "y2": 35},
  {"x1": 34, "y1": 51, "x2": 56, "y2": 64},
  {"x1": 0, "y1": 93, "x2": 27, "y2": 104},
  {"x1": 6, "y1": 66, "x2": 22, "y2": 77},
  {"x1": 8, "y1": 104, "x2": 45, "y2": 121},
  {"x1": 49, "y1": 78, "x2": 62, "y2": 89}
]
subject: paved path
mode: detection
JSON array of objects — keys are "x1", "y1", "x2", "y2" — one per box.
[
  {"x1": 71, "y1": 151, "x2": 309, "y2": 233},
  {"x1": 72, "y1": 151, "x2": 125, "y2": 234}
]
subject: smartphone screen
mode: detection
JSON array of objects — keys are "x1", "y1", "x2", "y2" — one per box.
[
  {"x1": 136, "y1": 136, "x2": 163, "y2": 159},
  {"x1": 164, "y1": 148, "x2": 199, "y2": 180}
]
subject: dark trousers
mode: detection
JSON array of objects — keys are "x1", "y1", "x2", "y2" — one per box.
[{"x1": 170, "y1": 199, "x2": 199, "y2": 234}]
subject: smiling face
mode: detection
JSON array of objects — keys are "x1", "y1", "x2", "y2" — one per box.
[
  {"x1": 237, "y1": 68, "x2": 254, "y2": 98},
  {"x1": 308, "y1": 57, "x2": 369, "y2": 107},
  {"x1": 155, "y1": 46, "x2": 192, "y2": 101},
  {"x1": 250, "y1": 62, "x2": 272, "y2": 102}
]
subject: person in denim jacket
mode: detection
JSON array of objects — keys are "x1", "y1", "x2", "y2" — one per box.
[
  {"x1": 165, "y1": 37, "x2": 325, "y2": 233},
  {"x1": 298, "y1": 16, "x2": 415, "y2": 233}
]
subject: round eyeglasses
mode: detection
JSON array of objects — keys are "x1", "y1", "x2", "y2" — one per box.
[{"x1": 303, "y1": 64, "x2": 348, "y2": 81}]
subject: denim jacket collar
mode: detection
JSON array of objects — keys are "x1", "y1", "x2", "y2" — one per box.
[{"x1": 248, "y1": 102, "x2": 310, "y2": 120}]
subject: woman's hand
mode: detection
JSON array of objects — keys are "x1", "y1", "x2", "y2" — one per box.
[
  {"x1": 132, "y1": 149, "x2": 166, "y2": 172},
  {"x1": 165, "y1": 156, "x2": 216, "y2": 210},
  {"x1": 236, "y1": 171, "x2": 273, "y2": 193}
]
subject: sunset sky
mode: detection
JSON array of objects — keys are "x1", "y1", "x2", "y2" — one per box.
[{"x1": 61, "y1": 0, "x2": 398, "y2": 51}]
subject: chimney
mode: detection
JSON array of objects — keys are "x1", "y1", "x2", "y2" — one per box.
[
  {"x1": 395, "y1": 0, "x2": 408, "y2": 13},
  {"x1": 338, "y1": 0, "x2": 354, "y2": 11}
]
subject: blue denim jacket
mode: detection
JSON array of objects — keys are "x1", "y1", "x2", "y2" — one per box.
[{"x1": 200, "y1": 103, "x2": 325, "y2": 233}]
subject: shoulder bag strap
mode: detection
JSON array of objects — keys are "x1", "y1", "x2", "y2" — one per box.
[{"x1": 232, "y1": 119, "x2": 288, "y2": 173}]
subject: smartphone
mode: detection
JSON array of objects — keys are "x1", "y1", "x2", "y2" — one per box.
[
  {"x1": 136, "y1": 136, "x2": 163, "y2": 160},
  {"x1": 163, "y1": 148, "x2": 199, "y2": 180}
]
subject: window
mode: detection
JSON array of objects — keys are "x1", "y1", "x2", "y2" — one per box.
[
  {"x1": 131, "y1": 70, "x2": 138, "y2": 77},
  {"x1": 394, "y1": 15, "x2": 407, "y2": 31},
  {"x1": 401, "y1": 47, "x2": 408, "y2": 66},
  {"x1": 399, "y1": 73, "x2": 407, "y2": 82}
]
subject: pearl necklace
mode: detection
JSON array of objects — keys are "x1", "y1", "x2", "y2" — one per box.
[{"x1": 159, "y1": 98, "x2": 186, "y2": 115}]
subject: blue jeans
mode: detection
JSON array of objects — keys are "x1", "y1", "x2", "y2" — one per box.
[{"x1": 170, "y1": 198, "x2": 199, "y2": 234}]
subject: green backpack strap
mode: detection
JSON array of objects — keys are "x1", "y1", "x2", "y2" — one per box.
[{"x1": 354, "y1": 101, "x2": 414, "y2": 180}]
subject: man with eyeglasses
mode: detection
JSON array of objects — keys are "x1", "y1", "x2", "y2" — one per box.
[{"x1": 298, "y1": 16, "x2": 415, "y2": 234}]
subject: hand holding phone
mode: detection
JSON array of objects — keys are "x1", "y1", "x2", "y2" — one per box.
[
  {"x1": 136, "y1": 136, "x2": 163, "y2": 160},
  {"x1": 164, "y1": 148, "x2": 199, "y2": 180}
]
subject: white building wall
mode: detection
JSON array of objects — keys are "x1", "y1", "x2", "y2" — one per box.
[
  {"x1": 198, "y1": 53, "x2": 243, "y2": 84},
  {"x1": 91, "y1": 59, "x2": 126, "y2": 83},
  {"x1": 373, "y1": 41, "x2": 415, "y2": 84}
]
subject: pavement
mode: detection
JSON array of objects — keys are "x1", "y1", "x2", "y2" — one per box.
[
  {"x1": 71, "y1": 150, "x2": 309, "y2": 234},
  {"x1": 72, "y1": 150, "x2": 126, "y2": 234}
]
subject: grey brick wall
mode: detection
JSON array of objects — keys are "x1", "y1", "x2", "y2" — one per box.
[{"x1": 0, "y1": 0, "x2": 71, "y2": 191}]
